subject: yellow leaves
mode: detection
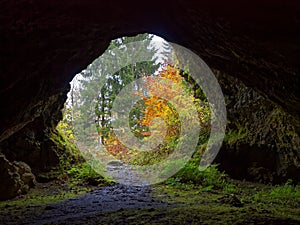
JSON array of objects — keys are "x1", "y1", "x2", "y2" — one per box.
[
  {"x1": 103, "y1": 132, "x2": 131, "y2": 162},
  {"x1": 140, "y1": 64, "x2": 188, "y2": 122},
  {"x1": 102, "y1": 63, "x2": 210, "y2": 163},
  {"x1": 142, "y1": 98, "x2": 172, "y2": 126},
  {"x1": 160, "y1": 64, "x2": 182, "y2": 83}
]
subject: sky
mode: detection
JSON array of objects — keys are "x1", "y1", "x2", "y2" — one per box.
[{"x1": 67, "y1": 34, "x2": 171, "y2": 105}]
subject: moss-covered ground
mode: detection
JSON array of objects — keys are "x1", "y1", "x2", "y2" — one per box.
[
  {"x1": 1, "y1": 175, "x2": 299, "y2": 224},
  {"x1": 2, "y1": 129, "x2": 299, "y2": 224},
  {"x1": 86, "y1": 179, "x2": 298, "y2": 225}
]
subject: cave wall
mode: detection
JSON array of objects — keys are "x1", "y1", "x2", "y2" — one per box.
[
  {"x1": 0, "y1": 88, "x2": 68, "y2": 173},
  {"x1": 214, "y1": 70, "x2": 300, "y2": 184},
  {"x1": 1, "y1": 1, "x2": 299, "y2": 143},
  {"x1": 0, "y1": 0, "x2": 300, "y2": 198}
]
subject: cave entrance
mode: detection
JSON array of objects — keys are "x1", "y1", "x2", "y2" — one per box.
[
  {"x1": 56, "y1": 33, "x2": 214, "y2": 186},
  {"x1": 60, "y1": 33, "x2": 169, "y2": 144}
]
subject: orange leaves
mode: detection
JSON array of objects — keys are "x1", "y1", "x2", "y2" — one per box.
[
  {"x1": 135, "y1": 63, "x2": 187, "y2": 144},
  {"x1": 136, "y1": 130, "x2": 151, "y2": 137},
  {"x1": 143, "y1": 65, "x2": 184, "y2": 102},
  {"x1": 103, "y1": 132, "x2": 131, "y2": 161},
  {"x1": 102, "y1": 63, "x2": 210, "y2": 163},
  {"x1": 141, "y1": 97, "x2": 170, "y2": 126}
]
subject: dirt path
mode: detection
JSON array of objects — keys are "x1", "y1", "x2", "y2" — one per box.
[
  {"x1": 1, "y1": 181, "x2": 300, "y2": 225},
  {"x1": 0, "y1": 183, "x2": 172, "y2": 225},
  {"x1": 1, "y1": 162, "x2": 172, "y2": 224},
  {"x1": 1, "y1": 166, "x2": 300, "y2": 225},
  {"x1": 29, "y1": 185, "x2": 170, "y2": 225}
]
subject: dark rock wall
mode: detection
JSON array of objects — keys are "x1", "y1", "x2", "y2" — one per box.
[
  {"x1": 215, "y1": 70, "x2": 300, "y2": 183},
  {"x1": 0, "y1": 0, "x2": 299, "y2": 198},
  {"x1": 1, "y1": 1, "x2": 299, "y2": 142},
  {"x1": 0, "y1": 87, "x2": 68, "y2": 173}
]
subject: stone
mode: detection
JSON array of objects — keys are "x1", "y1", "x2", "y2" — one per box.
[
  {"x1": 218, "y1": 194, "x2": 243, "y2": 207},
  {"x1": 13, "y1": 161, "x2": 36, "y2": 187},
  {"x1": 0, "y1": 0, "x2": 299, "y2": 186},
  {"x1": 214, "y1": 71, "x2": 300, "y2": 183},
  {"x1": 0, "y1": 154, "x2": 36, "y2": 200},
  {"x1": 107, "y1": 160, "x2": 124, "y2": 167}
]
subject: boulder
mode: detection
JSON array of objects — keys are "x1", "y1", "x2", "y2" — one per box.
[{"x1": 0, "y1": 154, "x2": 36, "y2": 200}]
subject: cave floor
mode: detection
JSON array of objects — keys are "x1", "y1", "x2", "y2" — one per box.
[{"x1": 0, "y1": 180, "x2": 299, "y2": 225}]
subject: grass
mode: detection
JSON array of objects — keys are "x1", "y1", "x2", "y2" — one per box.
[
  {"x1": 90, "y1": 180, "x2": 300, "y2": 225},
  {"x1": 65, "y1": 161, "x2": 115, "y2": 187},
  {"x1": 251, "y1": 179, "x2": 300, "y2": 207},
  {"x1": 36, "y1": 127, "x2": 300, "y2": 224},
  {"x1": 49, "y1": 128, "x2": 115, "y2": 188},
  {"x1": 0, "y1": 182, "x2": 87, "y2": 209},
  {"x1": 164, "y1": 159, "x2": 238, "y2": 194},
  {"x1": 1, "y1": 161, "x2": 299, "y2": 224}
]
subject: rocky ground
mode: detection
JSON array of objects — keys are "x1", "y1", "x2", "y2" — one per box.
[{"x1": 0, "y1": 179, "x2": 299, "y2": 225}]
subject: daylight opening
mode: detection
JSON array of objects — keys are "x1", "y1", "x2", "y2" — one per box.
[{"x1": 57, "y1": 33, "x2": 213, "y2": 185}]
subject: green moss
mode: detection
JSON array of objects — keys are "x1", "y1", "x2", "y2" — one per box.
[
  {"x1": 18, "y1": 182, "x2": 298, "y2": 224},
  {"x1": 251, "y1": 179, "x2": 300, "y2": 207},
  {"x1": 93, "y1": 186, "x2": 300, "y2": 225},
  {"x1": 1, "y1": 175, "x2": 299, "y2": 224},
  {"x1": 48, "y1": 128, "x2": 114, "y2": 187},
  {"x1": 224, "y1": 127, "x2": 249, "y2": 146},
  {"x1": 49, "y1": 128, "x2": 83, "y2": 167},
  {"x1": 65, "y1": 161, "x2": 115, "y2": 187},
  {"x1": 0, "y1": 186, "x2": 87, "y2": 209},
  {"x1": 165, "y1": 159, "x2": 237, "y2": 193}
]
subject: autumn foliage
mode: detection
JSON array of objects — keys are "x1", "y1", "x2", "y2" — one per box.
[{"x1": 102, "y1": 63, "x2": 210, "y2": 163}]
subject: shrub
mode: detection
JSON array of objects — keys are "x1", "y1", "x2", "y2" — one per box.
[
  {"x1": 167, "y1": 158, "x2": 235, "y2": 191},
  {"x1": 252, "y1": 179, "x2": 300, "y2": 206}
]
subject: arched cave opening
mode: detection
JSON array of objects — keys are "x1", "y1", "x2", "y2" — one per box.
[
  {"x1": 53, "y1": 32, "x2": 300, "y2": 188},
  {"x1": 1, "y1": 1, "x2": 300, "y2": 224}
]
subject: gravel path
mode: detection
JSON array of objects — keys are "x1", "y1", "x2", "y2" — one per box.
[
  {"x1": 1, "y1": 162, "x2": 170, "y2": 225},
  {"x1": 18, "y1": 184, "x2": 169, "y2": 225}
]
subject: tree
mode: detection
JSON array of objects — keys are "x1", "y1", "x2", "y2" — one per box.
[
  {"x1": 104, "y1": 63, "x2": 211, "y2": 163},
  {"x1": 69, "y1": 33, "x2": 160, "y2": 150},
  {"x1": 60, "y1": 35, "x2": 211, "y2": 164}
]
